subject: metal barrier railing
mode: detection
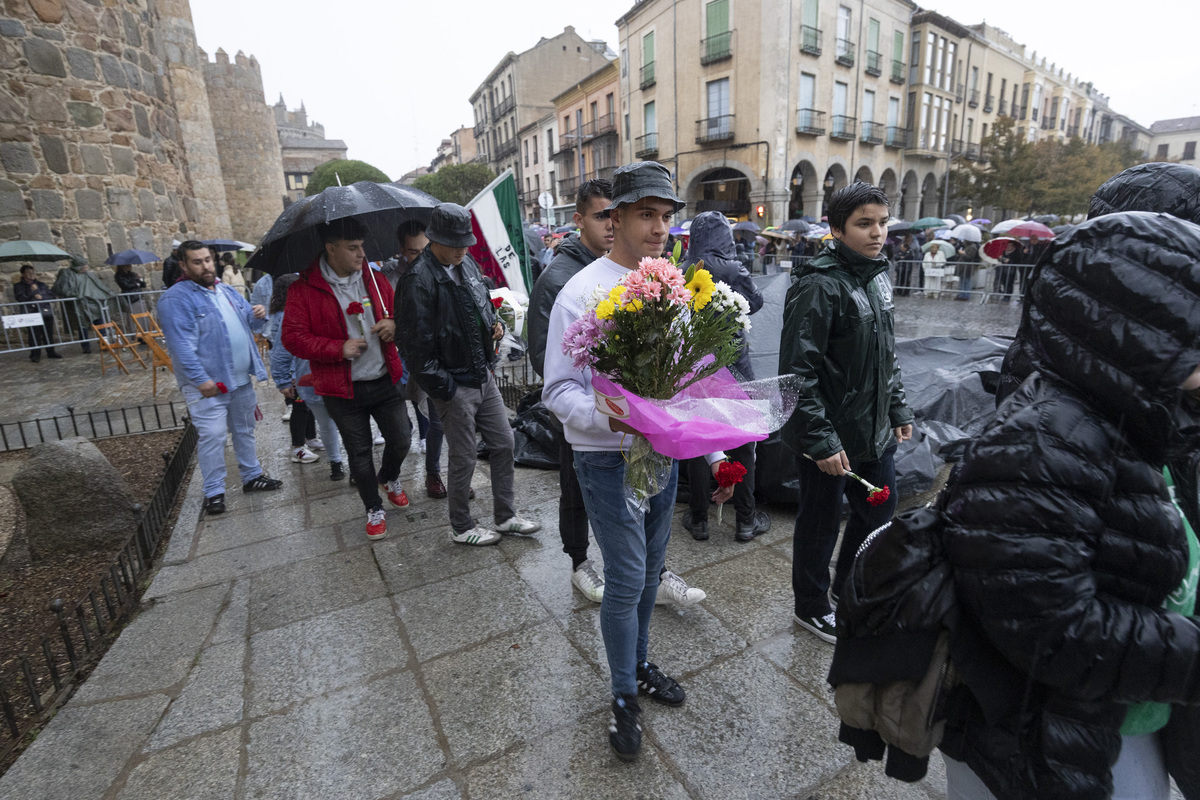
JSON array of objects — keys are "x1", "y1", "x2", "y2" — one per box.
[
  {"x1": 0, "y1": 421, "x2": 197, "y2": 760},
  {"x1": 0, "y1": 401, "x2": 189, "y2": 452}
]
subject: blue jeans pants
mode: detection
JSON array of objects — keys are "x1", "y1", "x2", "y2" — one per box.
[
  {"x1": 792, "y1": 446, "x2": 897, "y2": 618},
  {"x1": 183, "y1": 381, "x2": 264, "y2": 499},
  {"x1": 298, "y1": 386, "x2": 342, "y2": 463},
  {"x1": 574, "y1": 450, "x2": 678, "y2": 698}
]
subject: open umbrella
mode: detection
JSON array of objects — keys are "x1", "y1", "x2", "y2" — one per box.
[
  {"x1": 669, "y1": 226, "x2": 687, "y2": 235},
  {"x1": 970, "y1": 217, "x2": 992, "y2": 226},
  {"x1": 1051, "y1": 224, "x2": 1075, "y2": 236},
  {"x1": 1006, "y1": 221, "x2": 1056, "y2": 239},
  {"x1": 989, "y1": 219, "x2": 1027, "y2": 236},
  {"x1": 0, "y1": 240, "x2": 74, "y2": 262},
  {"x1": 934, "y1": 229, "x2": 954, "y2": 241},
  {"x1": 781, "y1": 219, "x2": 810, "y2": 234},
  {"x1": 760, "y1": 229, "x2": 795, "y2": 241},
  {"x1": 911, "y1": 216, "x2": 948, "y2": 231},
  {"x1": 886, "y1": 219, "x2": 914, "y2": 234},
  {"x1": 799, "y1": 215, "x2": 817, "y2": 224},
  {"x1": 733, "y1": 220, "x2": 761, "y2": 233},
  {"x1": 947, "y1": 214, "x2": 967, "y2": 225},
  {"x1": 105, "y1": 249, "x2": 159, "y2": 265},
  {"x1": 554, "y1": 224, "x2": 576, "y2": 234},
  {"x1": 1033, "y1": 214, "x2": 1060, "y2": 225},
  {"x1": 806, "y1": 225, "x2": 831, "y2": 239},
  {"x1": 245, "y1": 181, "x2": 439, "y2": 276},
  {"x1": 982, "y1": 237, "x2": 1019, "y2": 262},
  {"x1": 922, "y1": 240, "x2": 952, "y2": 254},
  {"x1": 203, "y1": 239, "x2": 248, "y2": 253},
  {"x1": 951, "y1": 223, "x2": 982, "y2": 243}
]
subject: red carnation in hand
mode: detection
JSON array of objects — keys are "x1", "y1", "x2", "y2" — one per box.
[
  {"x1": 490, "y1": 297, "x2": 505, "y2": 309},
  {"x1": 715, "y1": 460, "x2": 747, "y2": 488},
  {"x1": 215, "y1": 382, "x2": 228, "y2": 394},
  {"x1": 866, "y1": 484, "x2": 890, "y2": 506},
  {"x1": 346, "y1": 301, "x2": 365, "y2": 315}
]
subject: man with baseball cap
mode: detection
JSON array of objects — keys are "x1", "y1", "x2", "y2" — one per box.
[
  {"x1": 543, "y1": 162, "x2": 734, "y2": 760},
  {"x1": 397, "y1": 203, "x2": 540, "y2": 546}
]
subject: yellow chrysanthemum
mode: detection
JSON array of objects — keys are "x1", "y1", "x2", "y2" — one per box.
[
  {"x1": 596, "y1": 299, "x2": 616, "y2": 319},
  {"x1": 686, "y1": 268, "x2": 715, "y2": 311},
  {"x1": 608, "y1": 286, "x2": 625, "y2": 304},
  {"x1": 623, "y1": 298, "x2": 644, "y2": 312}
]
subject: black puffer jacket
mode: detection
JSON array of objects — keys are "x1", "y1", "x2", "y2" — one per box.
[
  {"x1": 527, "y1": 233, "x2": 601, "y2": 378},
  {"x1": 396, "y1": 245, "x2": 497, "y2": 402},
  {"x1": 680, "y1": 211, "x2": 764, "y2": 380},
  {"x1": 939, "y1": 211, "x2": 1200, "y2": 800}
]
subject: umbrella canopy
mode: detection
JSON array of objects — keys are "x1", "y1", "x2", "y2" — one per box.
[
  {"x1": 554, "y1": 224, "x2": 576, "y2": 234},
  {"x1": 0, "y1": 240, "x2": 74, "y2": 263},
  {"x1": 1006, "y1": 220, "x2": 1056, "y2": 239},
  {"x1": 105, "y1": 249, "x2": 159, "y2": 266},
  {"x1": 245, "y1": 181, "x2": 439, "y2": 276},
  {"x1": 911, "y1": 216, "x2": 948, "y2": 231},
  {"x1": 203, "y1": 239, "x2": 247, "y2": 253},
  {"x1": 988, "y1": 219, "x2": 1027, "y2": 235},
  {"x1": 970, "y1": 217, "x2": 992, "y2": 226},
  {"x1": 933, "y1": 229, "x2": 954, "y2": 241},
  {"x1": 886, "y1": 219, "x2": 914, "y2": 234},
  {"x1": 946, "y1": 214, "x2": 967, "y2": 225},
  {"x1": 982, "y1": 237, "x2": 1019, "y2": 260},
  {"x1": 951, "y1": 223, "x2": 982, "y2": 243},
  {"x1": 922, "y1": 240, "x2": 953, "y2": 254},
  {"x1": 1032, "y1": 214, "x2": 1060, "y2": 225},
  {"x1": 781, "y1": 219, "x2": 810, "y2": 234},
  {"x1": 669, "y1": 226, "x2": 687, "y2": 235},
  {"x1": 806, "y1": 225, "x2": 831, "y2": 239},
  {"x1": 798, "y1": 215, "x2": 817, "y2": 223},
  {"x1": 733, "y1": 220, "x2": 761, "y2": 232},
  {"x1": 760, "y1": 229, "x2": 795, "y2": 241}
]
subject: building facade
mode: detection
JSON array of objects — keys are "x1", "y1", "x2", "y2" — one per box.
[
  {"x1": 273, "y1": 97, "x2": 347, "y2": 204},
  {"x1": 518, "y1": 113, "x2": 561, "y2": 224},
  {"x1": 1150, "y1": 116, "x2": 1200, "y2": 164},
  {"x1": 549, "y1": 61, "x2": 622, "y2": 222},
  {"x1": 429, "y1": 126, "x2": 479, "y2": 172}
]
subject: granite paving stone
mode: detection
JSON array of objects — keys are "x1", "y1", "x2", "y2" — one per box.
[
  {"x1": 194, "y1": 503, "x2": 308, "y2": 556},
  {"x1": 247, "y1": 547, "x2": 387, "y2": 633},
  {"x1": 247, "y1": 596, "x2": 407, "y2": 715},
  {"x1": 394, "y1": 562, "x2": 550, "y2": 662},
  {"x1": 161, "y1": 467, "x2": 203, "y2": 565},
  {"x1": 396, "y1": 780, "x2": 463, "y2": 800},
  {"x1": 506, "y1": 527, "x2": 600, "y2": 615},
  {"x1": 209, "y1": 578, "x2": 250, "y2": 645},
  {"x1": 118, "y1": 728, "x2": 241, "y2": 800},
  {"x1": 374, "y1": 523, "x2": 505, "y2": 593},
  {"x1": 757, "y1": 628, "x2": 838, "y2": 703},
  {"x1": 145, "y1": 639, "x2": 246, "y2": 751},
  {"x1": 685, "y1": 545, "x2": 798, "y2": 644},
  {"x1": 245, "y1": 671, "x2": 442, "y2": 800}
]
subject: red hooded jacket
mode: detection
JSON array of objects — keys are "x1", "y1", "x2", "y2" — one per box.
[{"x1": 281, "y1": 256, "x2": 403, "y2": 399}]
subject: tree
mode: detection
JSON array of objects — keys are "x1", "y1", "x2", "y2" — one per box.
[
  {"x1": 412, "y1": 163, "x2": 496, "y2": 206},
  {"x1": 951, "y1": 117, "x2": 1038, "y2": 219},
  {"x1": 305, "y1": 159, "x2": 390, "y2": 196}
]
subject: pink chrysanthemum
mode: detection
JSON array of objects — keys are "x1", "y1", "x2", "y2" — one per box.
[{"x1": 562, "y1": 313, "x2": 612, "y2": 370}]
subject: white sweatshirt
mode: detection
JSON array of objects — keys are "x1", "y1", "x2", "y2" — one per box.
[{"x1": 543, "y1": 255, "x2": 723, "y2": 464}]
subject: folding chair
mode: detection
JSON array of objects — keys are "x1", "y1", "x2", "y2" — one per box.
[
  {"x1": 131, "y1": 311, "x2": 164, "y2": 343},
  {"x1": 255, "y1": 333, "x2": 272, "y2": 378},
  {"x1": 140, "y1": 332, "x2": 174, "y2": 396},
  {"x1": 91, "y1": 321, "x2": 147, "y2": 376}
]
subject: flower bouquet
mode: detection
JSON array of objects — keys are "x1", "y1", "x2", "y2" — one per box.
[{"x1": 563, "y1": 243, "x2": 798, "y2": 512}]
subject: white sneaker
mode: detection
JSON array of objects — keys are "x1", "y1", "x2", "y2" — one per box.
[
  {"x1": 417, "y1": 438, "x2": 426, "y2": 454},
  {"x1": 450, "y1": 526, "x2": 501, "y2": 546},
  {"x1": 281, "y1": 405, "x2": 292, "y2": 422},
  {"x1": 571, "y1": 559, "x2": 605, "y2": 603},
  {"x1": 655, "y1": 570, "x2": 706, "y2": 607},
  {"x1": 306, "y1": 437, "x2": 324, "y2": 450},
  {"x1": 493, "y1": 516, "x2": 541, "y2": 535},
  {"x1": 291, "y1": 446, "x2": 319, "y2": 463},
  {"x1": 373, "y1": 432, "x2": 385, "y2": 445}
]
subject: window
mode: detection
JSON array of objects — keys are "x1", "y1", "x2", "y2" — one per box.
[
  {"x1": 799, "y1": 72, "x2": 816, "y2": 110},
  {"x1": 643, "y1": 31, "x2": 655, "y2": 69},
  {"x1": 590, "y1": 101, "x2": 598, "y2": 121},
  {"x1": 534, "y1": 175, "x2": 540, "y2": 193},
  {"x1": 863, "y1": 89, "x2": 876, "y2": 123},
  {"x1": 546, "y1": 128, "x2": 554, "y2": 159},
  {"x1": 606, "y1": 93, "x2": 614, "y2": 116},
  {"x1": 837, "y1": 6, "x2": 852, "y2": 58},
  {"x1": 706, "y1": 0, "x2": 730, "y2": 60},
  {"x1": 523, "y1": 140, "x2": 529, "y2": 167},
  {"x1": 910, "y1": 30, "x2": 920, "y2": 83},
  {"x1": 803, "y1": 0, "x2": 818, "y2": 30},
  {"x1": 921, "y1": 92, "x2": 931, "y2": 147},
  {"x1": 938, "y1": 96, "x2": 950, "y2": 150},
  {"x1": 888, "y1": 96, "x2": 900, "y2": 128},
  {"x1": 833, "y1": 80, "x2": 848, "y2": 117},
  {"x1": 707, "y1": 77, "x2": 730, "y2": 119},
  {"x1": 526, "y1": 177, "x2": 530, "y2": 194},
  {"x1": 532, "y1": 134, "x2": 538, "y2": 163},
  {"x1": 1185, "y1": 141, "x2": 1197, "y2": 160},
  {"x1": 644, "y1": 100, "x2": 657, "y2": 134},
  {"x1": 620, "y1": 48, "x2": 627, "y2": 76},
  {"x1": 624, "y1": 112, "x2": 630, "y2": 140},
  {"x1": 1031, "y1": 84, "x2": 1042, "y2": 122},
  {"x1": 924, "y1": 32, "x2": 934, "y2": 84},
  {"x1": 1157, "y1": 143, "x2": 1170, "y2": 159},
  {"x1": 981, "y1": 123, "x2": 987, "y2": 140},
  {"x1": 970, "y1": 66, "x2": 978, "y2": 91},
  {"x1": 966, "y1": 117, "x2": 973, "y2": 143},
  {"x1": 944, "y1": 41, "x2": 956, "y2": 91},
  {"x1": 868, "y1": 18, "x2": 880, "y2": 53}
]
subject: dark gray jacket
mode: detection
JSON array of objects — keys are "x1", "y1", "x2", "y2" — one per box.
[{"x1": 527, "y1": 233, "x2": 601, "y2": 378}]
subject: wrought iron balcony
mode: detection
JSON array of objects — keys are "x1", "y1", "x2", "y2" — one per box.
[
  {"x1": 800, "y1": 25, "x2": 822, "y2": 56},
  {"x1": 999, "y1": 99, "x2": 1008, "y2": 115},
  {"x1": 861, "y1": 120, "x2": 884, "y2": 145},
  {"x1": 494, "y1": 137, "x2": 518, "y2": 159},
  {"x1": 955, "y1": 83, "x2": 965, "y2": 103},
  {"x1": 552, "y1": 132, "x2": 576, "y2": 159},
  {"x1": 830, "y1": 115, "x2": 856, "y2": 139},
  {"x1": 634, "y1": 132, "x2": 658, "y2": 158},
  {"x1": 696, "y1": 114, "x2": 735, "y2": 143},
  {"x1": 835, "y1": 39, "x2": 855, "y2": 66},
  {"x1": 640, "y1": 61, "x2": 656, "y2": 89},
  {"x1": 701, "y1": 30, "x2": 733, "y2": 65},
  {"x1": 796, "y1": 108, "x2": 826, "y2": 136},
  {"x1": 885, "y1": 126, "x2": 910, "y2": 148},
  {"x1": 557, "y1": 175, "x2": 579, "y2": 200},
  {"x1": 983, "y1": 94, "x2": 994, "y2": 113},
  {"x1": 865, "y1": 50, "x2": 882, "y2": 76},
  {"x1": 965, "y1": 142, "x2": 981, "y2": 161},
  {"x1": 492, "y1": 95, "x2": 515, "y2": 121},
  {"x1": 891, "y1": 59, "x2": 905, "y2": 84},
  {"x1": 1067, "y1": 124, "x2": 1080, "y2": 138},
  {"x1": 579, "y1": 113, "x2": 617, "y2": 142},
  {"x1": 968, "y1": 89, "x2": 980, "y2": 108}
]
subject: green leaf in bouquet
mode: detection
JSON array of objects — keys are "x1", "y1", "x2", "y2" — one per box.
[
  {"x1": 671, "y1": 239, "x2": 683, "y2": 264},
  {"x1": 683, "y1": 263, "x2": 696, "y2": 284}
]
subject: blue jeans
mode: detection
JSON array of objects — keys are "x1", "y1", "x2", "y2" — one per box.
[
  {"x1": 182, "y1": 381, "x2": 264, "y2": 499},
  {"x1": 298, "y1": 386, "x2": 342, "y2": 463},
  {"x1": 574, "y1": 450, "x2": 678, "y2": 698}
]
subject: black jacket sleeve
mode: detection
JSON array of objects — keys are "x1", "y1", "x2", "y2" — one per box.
[{"x1": 397, "y1": 268, "x2": 457, "y2": 402}]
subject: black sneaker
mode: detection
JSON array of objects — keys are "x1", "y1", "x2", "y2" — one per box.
[
  {"x1": 204, "y1": 493, "x2": 226, "y2": 515},
  {"x1": 242, "y1": 474, "x2": 283, "y2": 493},
  {"x1": 636, "y1": 661, "x2": 686, "y2": 706},
  {"x1": 682, "y1": 512, "x2": 708, "y2": 541},
  {"x1": 608, "y1": 695, "x2": 642, "y2": 760},
  {"x1": 794, "y1": 612, "x2": 837, "y2": 644},
  {"x1": 330, "y1": 461, "x2": 346, "y2": 481},
  {"x1": 735, "y1": 509, "x2": 771, "y2": 542}
]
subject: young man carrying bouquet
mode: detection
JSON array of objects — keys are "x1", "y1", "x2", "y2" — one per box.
[
  {"x1": 779, "y1": 182, "x2": 914, "y2": 644},
  {"x1": 543, "y1": 162, "x2": 735, "y2": 760}
]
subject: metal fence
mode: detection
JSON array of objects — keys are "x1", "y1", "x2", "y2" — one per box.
[
  {"x1": 0, "y1": 421, "x2": 197, "y2": 760},
  {"x1": 0, "y1": 401, "x2": 189, "y2": 452},
  {"x1": 495, "y1": 354, "x2": 541, "y2": 410}
]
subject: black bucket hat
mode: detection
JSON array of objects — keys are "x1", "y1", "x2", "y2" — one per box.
[
  {"x1": 426, "y1": 203, "x2": 477, "y2": 248},
  {"x1": 604, "y1": 162, "x2": 685, "y2": 213}
]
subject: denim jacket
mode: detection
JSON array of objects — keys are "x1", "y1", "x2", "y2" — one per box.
[{"x1": 159, "y1": 279, "x2": 267, "y2": 389}]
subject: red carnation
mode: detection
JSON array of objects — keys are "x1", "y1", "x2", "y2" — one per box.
[
  {"x1": 346, "y1": 301, "x2": 365, "y2": 315},
  {"x1": 715, "y1": 460, "x2": 747, "y2": 488},
  {"x1": 490, "y1": 297, "x2": 505, "y2": 309},
  {"x1": 866, "y1": 485, "x2": 890, "y2": 506},
  {"x1": 215, "y1": 382, "x2": 228, "y2": 394}
]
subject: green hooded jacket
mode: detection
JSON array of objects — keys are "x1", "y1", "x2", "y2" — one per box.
[{"x1": 779, "y1": 240, "x2": 914, "y2": 462}]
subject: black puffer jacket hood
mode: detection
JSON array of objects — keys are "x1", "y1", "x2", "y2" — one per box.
[
  {"x1": 1088, "y1": 162, "x2": 1200, "y2": 222},
  {"x1": 1020, "y1": 211, "x2": 1200, "y2": 463}
]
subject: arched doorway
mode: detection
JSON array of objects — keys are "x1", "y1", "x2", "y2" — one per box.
[
  {"x1": 920, "y1": 172, "x2": 940, "y2": 218},
  {"x1": 822, "y1": 164, "x2": 848, "y2": 216},
  {"x1": 900, "y1": 169, "x2": 919, "y2": 219},
  {"x1": 788, "y1": 161, "x2": 819, "y2": 219},
  {"x1": 854, "y1": 166, "x2": 874, "y2": 186},
  {"x1": 880, "y1": 168, "x2": 898, "y2": 213},
  {"x1": 694, "y1": 167, "x2": 751, "y2": 219}
]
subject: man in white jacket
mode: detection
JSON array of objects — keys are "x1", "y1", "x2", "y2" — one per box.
[{"x1": 543, "y1": 162, "x2": 734, "y2": 761}]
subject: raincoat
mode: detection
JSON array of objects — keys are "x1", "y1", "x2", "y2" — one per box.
[{"x1": 52, "y1": 265, "x2": 115, "y2": 330}]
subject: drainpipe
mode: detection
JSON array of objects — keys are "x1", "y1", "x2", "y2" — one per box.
[{"x1": 942, "y1": 37, "x2": 973, "y2": 217}]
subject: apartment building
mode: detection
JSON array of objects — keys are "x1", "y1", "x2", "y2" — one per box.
[
  {"x1": 518, "y1": 112, "x2": 561, "y2": 224},
  {"x1": 1149, "y1": 116, "x2": 1200, "y2": 164},
  {"x1": 469, "y1": 27, "x2": 612, "y2": 196},
  {"x1": 429, "y1": 127, "x2": 478, "y2": 172},
  {"x1": 551, "y1": 61, "x2": 622, "y2": 216}
]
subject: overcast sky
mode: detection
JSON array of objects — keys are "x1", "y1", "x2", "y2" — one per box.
[{"x1": 190, "y1": 0, "x2": 1197, "y2": 181}]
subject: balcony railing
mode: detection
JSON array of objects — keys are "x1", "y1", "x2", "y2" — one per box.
[
  {"x1": 559, "y1": 167, "x2": 617, "y2": 200},
  {"x1": 474, "y1": 121, "x2": 486, "y2": 138},
  {"x1": 640, "y1": 61, "x2": 656, "y2": 89},
  {"x1": 830, "y1": 115, "x2": 856, "y2": 139},
  {"x1": 553, "y1": 132, "x2": 576, "y2": 159},
  {"x1": 955, "y1": 83, "x2": 965, "y2": 103},
  {"x1": 494, "y1": 137, "x2": 518, "y2": 159},
  {"x1": 865, "y1": 50, "x2": 882, "y2": 76},
  {"x1": 983, "y1": 94, "x2": 994, "y2": 112},
  {"x1": 696, "y1": 114, "x2": 735, "y2": 143},
  {"x1": 968, "y1": 89, "x2": 980, "y2": 108},
  {"x1": 796, "y1": 108, "x2": 826, "y2": 135},
  {"x1": 634, "y1": 132, "x2": 658, "y2": 158},
  {"x1": 891, "y1": 59, "x2": 905, "y2": 84},
  {"x1": 964, "y1": 142, "x2": 981, "y2": 161},
  {"x1": 800, "y1": 25, "x2": 822, "y2": 55},
  {"x1": 701, "y1": 30, "x2": 733, "y2": 65},
  {"x1": 579, "y1": 113, "x2": 616, "y2": 142},
  {"x1": 861, "y1": 120, "x2": 884, "y2": 144},
  {"x1": 885, "y1": 126, "x2": 910, "y2": 148},
  {"x1": 835, "y1": 39, "x2": 855, "y2": 66},
  {"x1": 492, "y1": 95, "x2": 515, "y2": 121},
  {"x1": 557, "y1": 175, "x2": 580, "y2": 200},
  {"x1": 1067, "y1": 124, "x2": 1080, "y2": 138}
]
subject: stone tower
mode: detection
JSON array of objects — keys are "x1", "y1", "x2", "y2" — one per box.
[
  {"x1": 203, "y1": 49, "x2": 285, "y2": 244},
  {"x1": 0, "y1": 0, "x2": 218, "y2": 278}
]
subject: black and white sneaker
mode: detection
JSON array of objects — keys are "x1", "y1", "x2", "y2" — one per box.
[
  {"x1": 794, "y1": 612, "x2": 838, "y2": 644},
  {"x1": 242, "y1": 474, "x2": 283, "y2": 493},
  {"x1": 636, "y1": 661, "x2": 686, "y2": 706},
  {"x1": 609, "y1": 695, "x2": 642, "y2": 761}
]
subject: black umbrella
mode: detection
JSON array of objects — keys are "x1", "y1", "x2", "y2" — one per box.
[
  {"x1": 245, "y1": 181, "x2": 439, "y2": 276},
  {"x1": 732, "y1": 220, "x2": 761, "y2": 232},
  {"x1": 780, "y1": 219, "x2": 810, "y2": 234},
  {"x1": 946, "y1": 213, "x2": 967, "y2": 225},
  {"x1": 799, "y1": 215, "x2": 817, "y2": 224}
]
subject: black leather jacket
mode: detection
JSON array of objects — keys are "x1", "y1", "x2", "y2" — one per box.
[{"x1": 396, "y1": 246, "x2": 497, "y2": 402}]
